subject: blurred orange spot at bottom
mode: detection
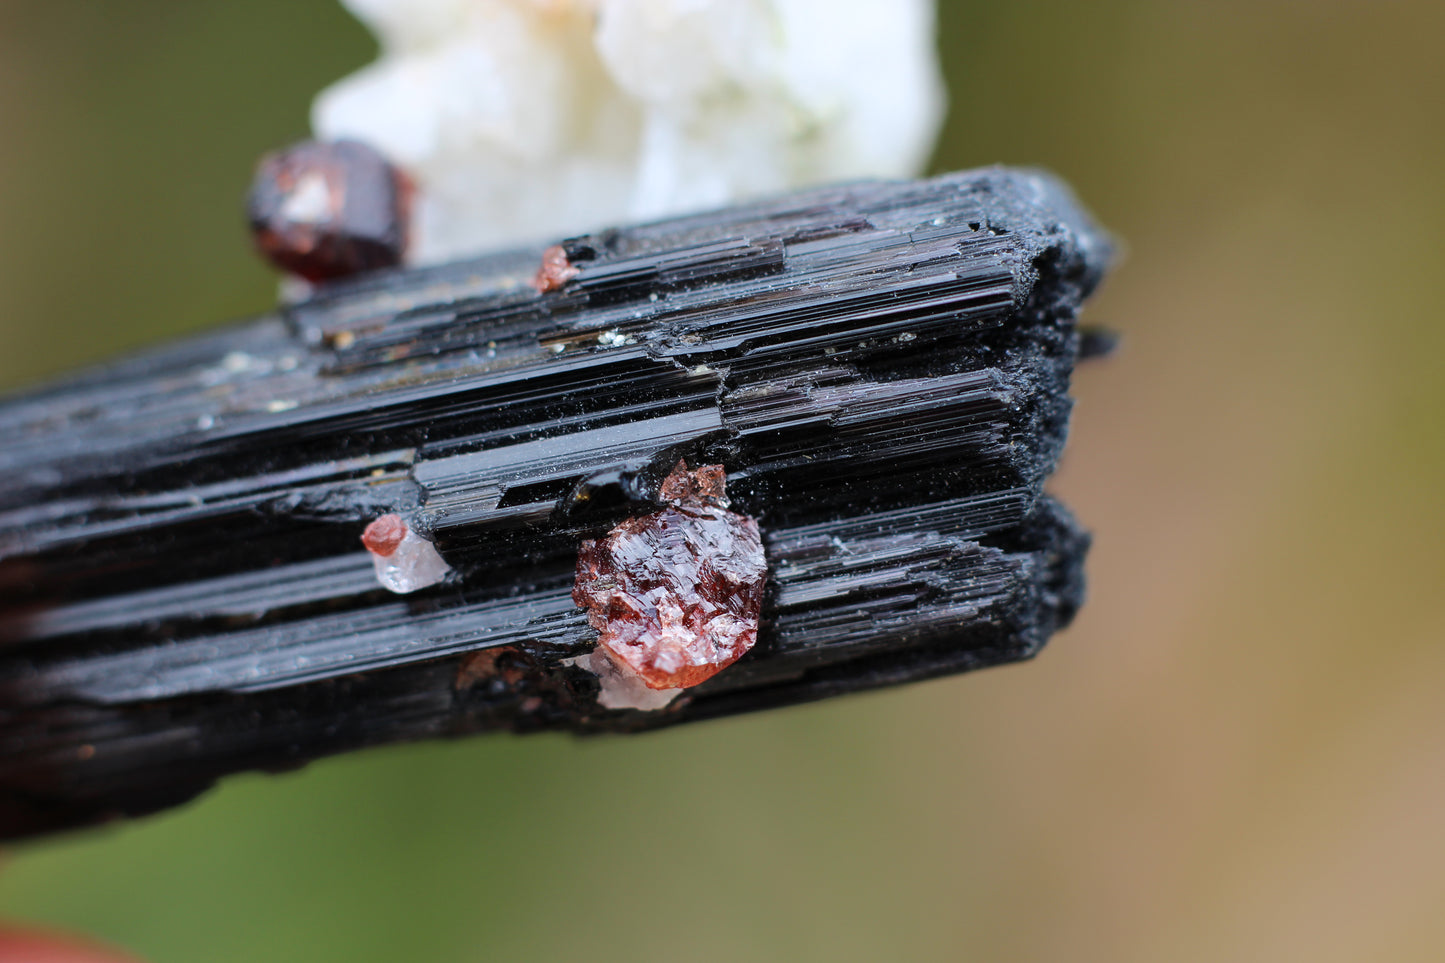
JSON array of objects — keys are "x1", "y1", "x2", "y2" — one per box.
[{"x1": 0, "y1": 929, "x2": 144, "y2": 963}]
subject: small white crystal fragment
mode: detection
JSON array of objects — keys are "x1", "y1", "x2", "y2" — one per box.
[
  {"x1": 565, "y1": 648, "x2": 683, "y2": 712},
  {"x1": 362, "y1": 514, "x2": 452, "y2": 593}
]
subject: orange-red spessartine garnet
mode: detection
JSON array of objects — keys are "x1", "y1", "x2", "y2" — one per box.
[
  {"x1": 361, "y1": 513, "x2": 407, "y2": 557},
  {"x1": 573, "y1": 462, "x2": 767, "y2": 690},
  {"x1": 530, "y1": 244, "x2": 581, "y2": 293}
]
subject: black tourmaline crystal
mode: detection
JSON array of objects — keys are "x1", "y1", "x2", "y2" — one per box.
[{"x1": 0, "y1": 168, "x2": 1111, "y2": 839}]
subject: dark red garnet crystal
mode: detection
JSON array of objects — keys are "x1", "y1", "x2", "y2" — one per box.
[
  {"x1": 574, "y1": 462, "x2": 768, "y2": 690},
  {"x1": 247, "y1": 139, "x2": 412, "y2": 283}
]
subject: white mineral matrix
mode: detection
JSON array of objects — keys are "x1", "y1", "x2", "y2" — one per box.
[{"x1": 313, "y1": 0, "x2": 945, "y2": 264}]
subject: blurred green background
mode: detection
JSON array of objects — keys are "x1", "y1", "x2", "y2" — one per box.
[{"x1": 2, "y1": 1, "x2": 1443, "y2": 960}]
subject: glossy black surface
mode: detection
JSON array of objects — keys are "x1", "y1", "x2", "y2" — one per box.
[{"x1": 0, "y1": 168, "x2": 1110, "y2": 838}]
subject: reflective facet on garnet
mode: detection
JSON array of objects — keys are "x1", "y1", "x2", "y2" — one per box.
[{"x1": 573, "y1": 462, "x2": 767, "y2": 692}]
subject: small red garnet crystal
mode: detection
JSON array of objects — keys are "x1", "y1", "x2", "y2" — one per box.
[
  {"x1": 361, "y1": 513, "x2": 407, "y2": 557},
  {"x1": 574, "y1": 462, "x2": 767, "y2": 690},
  {"x1": 530, "y1": 244, "x2": 581, "y2": 293}
]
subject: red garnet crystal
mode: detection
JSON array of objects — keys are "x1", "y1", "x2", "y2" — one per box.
[
  {"x1": 574, "y1": 462, "x2": 767, "y2": 690},
  {"x1": 530, "y1": 244, "x2": 581, "y2": 293},
  {"x1": 247, "y1": 139, "x2": 412, "y2": 283},
  {"x1": 361, "y1": 513, "x2": 407, "y2": 557}
]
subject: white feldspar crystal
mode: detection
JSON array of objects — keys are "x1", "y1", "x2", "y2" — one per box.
[
  {"x1": 564, "y1": 648, "x2": 683, "y2": 712},
  {"x1": 314, "y1": 0, "x2": 944, "y2": 264},
  {"x1": 370, "y1": 527, "x2": 452, "y2": 593}
]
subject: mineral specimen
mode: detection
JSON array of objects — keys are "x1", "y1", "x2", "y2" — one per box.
[
  {"x1": 361, "y1": 514, "x2": 451, "y2": 594},
  {"x1": 247, "y1": 139, "x2": 412, "y2": 282},
  {"x1": 574, "y1": 462, "x2": 767, "y2": 695},
  {"x1": 0, "y1": 169, "x2": 1110, "y2": 839}
]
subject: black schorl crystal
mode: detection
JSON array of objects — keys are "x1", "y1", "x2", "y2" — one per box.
[{"x1": 0, "y1": 169, "x2": 1111, "y2": 839}]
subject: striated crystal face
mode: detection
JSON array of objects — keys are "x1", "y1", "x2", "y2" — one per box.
[{"x1": 574, "y1": 462, "x2": 767, "y2": 691}]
